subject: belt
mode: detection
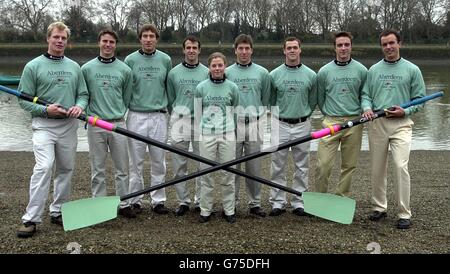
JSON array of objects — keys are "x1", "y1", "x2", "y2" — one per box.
[
  {"x1": 151, "y1": 109, "x2": 167, "y2": 113},
  {"x1": 131, "y1": 109, "x2": 167, "y2": 114},
  {"x1": 278, "y1": 117, "x2": 307, "y2": 124},
  {"x1": 104, "y1": 118, "x2": 125, "y2": 123},
  {"x1": 238, "y1": 116, "x2": 260, "y2": 124}
]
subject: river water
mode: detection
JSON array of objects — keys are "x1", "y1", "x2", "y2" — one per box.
[{"x1": 0, "y1": 56, "x2": 448, "y2": 151}]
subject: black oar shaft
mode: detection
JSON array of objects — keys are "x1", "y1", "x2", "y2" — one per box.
[
  {"x1": 14, "y1": 87, "x2": 311, "y2": 198},
  {"x1": 119, "y1": 129, "x2": 312, "y2": 200}
]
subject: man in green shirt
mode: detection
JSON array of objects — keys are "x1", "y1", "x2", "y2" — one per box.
[
  {"x1": 269, "y1": 37, "x2": 317, "y2": 217},
  {"x1": 82, "y1": 30, "x2": 135, "y2": 218},
  {"x1": 226, "y1": 34, "x2": 271, "y2": 217},
  {"x1": 16, "y1": 22, "x2": 88, "y2": 238},
  {"x1": 125, "y1": 24, "x2": 172, "y2": 215},
  {"x1": 167, "y1": 35, "x2": 209, "y2": 216},
  {"x1": 316, "y1": 32, "x2": 367, "y2": 197},
  {"x1": 362, "y1": 29, "x2": 426, "y2": 229}
]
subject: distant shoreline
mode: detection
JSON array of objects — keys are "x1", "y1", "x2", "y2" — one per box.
[{"x1": 1, "y1": 43, "x2": 450, "y2": 60}]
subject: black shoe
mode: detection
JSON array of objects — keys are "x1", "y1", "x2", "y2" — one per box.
[
  {"x1": 153, "y1": 204, "x2": 169, "y2": 214},
  {"x1": 292, "y1": 207, "x2": 307, "y2": 216},
  {"x1": 397, "y1": 218, "x2": 411, "y2": 229},
  {"x1": 175, "y1": 205, "x2": 190, "y2": 216},
  {"x1": 249, "y1": 207, "x2": 266, "y2": 217},
  {"x1": 269, "y1": 208, "x2": 286, "y2": 216},
  {"x1": 199, "y1": 215, "x2": 210, "y2": 223},
  {"x1": 17, "y1": 222, "x2": 36, "y2": 238},
  {"x1": 118, "y1": 206, "x2": 137, "y2": 218},
  {"x1": 131, "y1": 204, "x2": 143, "y2": 214},
  {"x1": 221, "y1": 212, "x2": 236, "y2": 223},
  {"x1": 368, "y1": 211, "x2": 387, "y2": 221},
  {"x1": 194, "y1": 206, "x2": 201, "y2": 213},
  {"x1": 50, "y1": 215, "x2": 63, "y2": 226}
]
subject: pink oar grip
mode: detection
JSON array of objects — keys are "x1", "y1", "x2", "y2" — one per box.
[
  {"x1": 87, "y1": 116, "x2": 115, "y2": 131},
  {"x1": 311, "y1": 125, "x2": 341, "y2": 139}
]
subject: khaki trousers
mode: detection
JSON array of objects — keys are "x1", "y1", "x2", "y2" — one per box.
[
  {"x1": 316, "y1": 115, "x2": 362, "y2": 197},
  {"x1": 368, "y1": 117, "x2": 413, "y2": 219}
]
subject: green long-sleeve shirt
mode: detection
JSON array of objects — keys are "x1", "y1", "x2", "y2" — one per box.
[
  {"x1": 167, "y1": 62, "x2": 209, "y2": 115},
  {"x1": 82, "y1": 57, "x2": 133, "y2": 120},
  {"x1": 225, "y1": 63, "x2": 271, "y2": 118},
  {"x1": 195, "y1": 78, "x2": 240, "y2": 134},
  {"x1": 270, "y1": 64, "x2": 317, "y2": 118},
  {"x1": 124, "y1": 50, "x2": 172, "y2": 112},
  {"x1": 317, "y1": 59, "x2": 367, "y2": 116},
  {"x1": 18, "y1": 55, "x2": 88, "y2": 117},
  {"x1": 361, "y1": 58, "x2": 426, "y2": 116}
]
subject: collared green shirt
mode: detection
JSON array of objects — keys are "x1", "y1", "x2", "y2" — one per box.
[
  {"x1": 317, "y1": 59, "x2": 367, "y2": 116},
  {"x1": 361, "y1": 58, "x2": 426, "y2": 116},
  {"x1": 270, "y1": 64, "x2": 317, "y2": 118},
  {"x1": 82, "y1": 58, "x2": 133, "y2": 120},
  {"x1": 167, "y1": 62, "x2": 209, "y2": 115},
  {"x1": 195, "y1": 78, "x2": 240, "y2": 134},
  {"x1": 124, "y1": 49, "x2": 172, "y2": 112},
  {"x1": 225, "y1": 62, "x2": 271, "y2": 118},
  {"x1": 18, "y1": 55, "x2": 88, "y2": 117}
]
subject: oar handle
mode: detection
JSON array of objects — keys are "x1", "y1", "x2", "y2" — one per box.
[{"x1": 311, "y1": 92, "x2": 444, "y2": 138}]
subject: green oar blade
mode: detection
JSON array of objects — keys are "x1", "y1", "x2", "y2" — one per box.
[
  {"x1": 62, "y1": 196, "x2": 121, "y2": 231},
  {"x1": 303, "y1": 192, "x2": 355, "y2": 224}
]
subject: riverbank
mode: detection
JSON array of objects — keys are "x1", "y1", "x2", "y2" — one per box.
[
  {"x1": 0, "y1": 151, "x2": 448, "y2": 254},
  {"x1": 1, "y1": 43, "x2": 450, "y2": 59}
]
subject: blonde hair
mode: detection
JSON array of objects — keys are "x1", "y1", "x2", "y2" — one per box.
[{"x1": 46, "y1": 22, "x2": 71, "y2": 39}]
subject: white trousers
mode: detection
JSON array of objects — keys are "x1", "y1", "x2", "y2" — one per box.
[
  {"x1": 87, "y1": 121, "x2": 130, "y2": 208},
  {"x1": 22, "y1": 118, "x2": 78, "y2": 223},
  {"x1": 270, "y1": 120, "x2": 311, "y2": 210},
  {"x1": 169, "y1": 114, "x2": 201, "y2": 207},
  {"x1": 199, "y1": 132, "x2": 236, "y2": 216},
  {"x1": 234, "y1": 119, "x2": 263, "y2": 208},
  {"x1": 126, "y1": 111, "x2": 167, "y2": 207}
]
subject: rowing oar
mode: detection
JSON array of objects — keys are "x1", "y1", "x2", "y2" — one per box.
[
  {"x1": 0, "y1": 84, "x2": 357, "y2": 227},
  {"x1": 0, "y1": 85, "x2": 443, "y2": 229}
]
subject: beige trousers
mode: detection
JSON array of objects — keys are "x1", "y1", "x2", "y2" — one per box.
[
  {"x1": 315, "y1": 115, "x2": 363, "y2": 197},
  {"x1": 368, "y1": 117, "x2": 413, "y2": 219}
]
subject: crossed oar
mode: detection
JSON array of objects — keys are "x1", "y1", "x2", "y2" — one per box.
[{"x1": 0, "y1": 84, "x2": 443, "y2": 231}]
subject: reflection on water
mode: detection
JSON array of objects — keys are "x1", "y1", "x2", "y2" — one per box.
[{"x1": 0, "y1": 56, "x2": 448, "y2": 151}]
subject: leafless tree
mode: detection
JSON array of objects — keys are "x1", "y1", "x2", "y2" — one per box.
[
  {"x1": 100, "y1": 0, "x2": 131, "y2": 38},
  {"x1": 138, "y1": 0, "x2": 171, "y2": 31},
  {"x1": 213, "y1": 0, "x2": 236, "y2": 41},
  {"x1": 191, "y1": 0, "x2": 214, "y2": 32},
  {"x1": 7, "y1": 0, "x2": 54, "y2": 41}
]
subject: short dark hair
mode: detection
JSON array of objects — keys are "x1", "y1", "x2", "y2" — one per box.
[
  {"x1": 379, "y1": 29, "x2": 401, "y2": 44},
  {"x1": 183, "y1": 35, "x2": 201, "y2": 49},
  {"x1": 333, "y1": 31, "x2": 353, "y2": 46},
  {"x1": 208, "y1": 52, "x2": 227, "y2": 66},
  {"x1": 98, "y1": 29, "x2": 119, "y2": 43},
  {"x1": 138, "y1": 24, "x2": 159, "y2": 39},
  {"x1": 234, "y1": 34, "x2": 253, "y2": 49},
  {"x1": 283, "y1": 37, "x2": 301, "y2": 49}
]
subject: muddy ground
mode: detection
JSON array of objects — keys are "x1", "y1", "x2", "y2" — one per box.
[{"x1": 0, "y1": 151, "x2": 449, "y2": 254}]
